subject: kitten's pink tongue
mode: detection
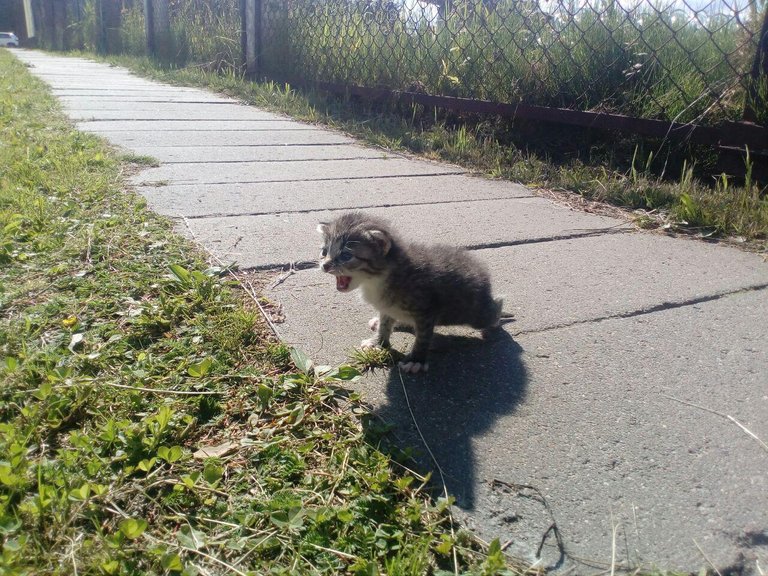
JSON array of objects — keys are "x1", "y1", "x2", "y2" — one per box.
[{"x1": 336, "y1": 276, "x2": 352, "y2": 291}]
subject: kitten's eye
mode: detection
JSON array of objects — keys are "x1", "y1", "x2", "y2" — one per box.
[
  {"x1": 338, "y1": 252, "x2": 353, "y2": 263},
  {"x1": 321, "y1": 247, "x2": 328, "y2": 257}
]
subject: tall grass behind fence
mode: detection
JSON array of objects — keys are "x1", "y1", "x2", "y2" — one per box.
[
  {"x1": 120, "y1": 3, "x2": 148, "y2": 57},
  {"x1": 261, "y1": 0, "x2": 766, "y2": 126},
  {"x1": 39, "y1": 0, "x2": 243, "y2": 71},
  {"x1": 169, "y1": 0, "x2": 242, "y2": 71},
  {"x1": 119, "y1": 0, "x2": 242, "y2": 70}
]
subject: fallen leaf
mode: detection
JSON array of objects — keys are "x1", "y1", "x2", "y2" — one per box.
[{"x1": 192, "y1": 441, "x2": 238, "y2": 460}]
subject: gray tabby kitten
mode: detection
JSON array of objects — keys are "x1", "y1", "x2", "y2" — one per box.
[{"x1": 317, "y1": 212, "x2": 503, "y2": 374}]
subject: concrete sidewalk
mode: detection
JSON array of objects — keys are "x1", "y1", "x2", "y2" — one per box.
[{"x1": 16, "y1": 50, "x2": 768, "y2": 575}]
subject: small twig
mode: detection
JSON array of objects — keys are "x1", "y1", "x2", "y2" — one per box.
[
  {"x1": 152, "y1": 534, "x2": 250, "y2": 576},
  {"x1": 693, "y1": 538, "x2": 723, "y2": 576},
  {"x1": 60, "y1": 380, "x2": 225, "y2": 396},
  {"x1": 69, "y1": 535, "x2": 80, "y2": 576},
  {"x1": 179, "y1": 214, "x2": 282, "y2": 339},
  {"x1": 181, "y1": 546, "x2": 248, "y2": 576},
  {"x1": 144, "y1": 478, "x2": 230, "y2": 498},
  {"x1": 326, "y1": 447, "x2": 350, "y2": 505},
  {"x1": 536, "y1": 523, "x2": 566, "y2": 561},
  {"x1": 268, "y1": 264, "x2": 296, "y2": 289},
  {"x1": 85, "y1": 228, "x2": 92, "y2": 266},
  {"x1": 490, "y1": 479, "x2": 568, "y2": 562},
  {"x1": 305, "y1": 542, "x2": 358, "y2": 561},
  {"x1": 610, "y1": 511, "x2": 618, "y2": 576},
  {"x1": 662, "y1": 394, "x2": 768, "y2": 454}
]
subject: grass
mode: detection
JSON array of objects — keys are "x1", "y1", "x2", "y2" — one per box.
[
  {"x1": 350, "y1": 347, "x2": 398, "y2": 373},
  {"x1": 0, "y1": 49, "x2": 529, "y2": 575}
]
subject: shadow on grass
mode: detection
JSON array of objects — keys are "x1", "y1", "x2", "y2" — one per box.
[{"x1": 370, "y1": 328, "x2": 527, "y2": 510}]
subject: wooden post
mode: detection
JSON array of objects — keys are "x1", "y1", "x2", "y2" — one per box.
[
  {"x1": 242, "y1": 0, "x2": 261, "y2": 78},
  {"x1": 63, "y1": 0, "x2": 84, "y2": 50},
  {"x1": 143, "y1": 0, "x2": 155, "y2": 56},
  {"x1": 240, "y1": 0, "x2": 247, "y2": 73},
  {"x1": 104, "y1": 0, "x2": 122, "y2": 53},
  {"x1": 743, "y1": 8, "x2": 768, "y2": 124},
  {"x1": 95, "y1": 0, "x2": 106, "y2": 52},
  {"x1": 143, "y1": 0, "x2": 171, "y2": 62},
  {"x1": 153, "y1": 0, "x2": 171, "y2": 63}
]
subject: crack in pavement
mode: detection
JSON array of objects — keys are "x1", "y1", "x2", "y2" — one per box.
[
  {"x1": 88, "y1": 127, "x2": 316, "y2": 132},
  {"x1": 233, "y1": 226, "x2": 635, "y2": 271},
  {"x1": 114, "y1": 142, "x2": 360, "y2": 148},
  {"x1": 173, "y1": 195, "x2": 539, "y2": 220},
  {"x1": 142, "y1": 171, "x2": 467, "y2": 187},
  {"x1": 512, "y1": 282, "x2": 768, "y2": 336},
  {"x1": 157, "y1": 156, "x2": 392, "y2": 164},
  {"x1": 466, "y1": 226, "x2": 632, "y2": 250}
]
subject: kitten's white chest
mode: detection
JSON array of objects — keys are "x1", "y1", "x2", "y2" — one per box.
[{"x1": 359, "y1": 277, "x2": 413, "y2": 324}]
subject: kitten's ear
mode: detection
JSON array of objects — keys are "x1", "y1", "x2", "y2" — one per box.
[
  {"x1": 316, "y1": 222, "x2": 330, "y2": 236},
  {"x1": 367, "y1": 230, "x2": 391, "y2": 256}
]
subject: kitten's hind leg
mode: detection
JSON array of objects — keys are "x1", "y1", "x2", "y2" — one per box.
[
  {"x1": 481, "y1": 297, "x2": 505, "y2": 339},
  {"x1": 399, "y1": 316, "x2": 434, "y2": 374},
  {"x1": 362, "y1": 314, "x2": 394, "y2": 349}
]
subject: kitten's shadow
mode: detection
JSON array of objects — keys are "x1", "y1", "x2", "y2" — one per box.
[{"x1": 372, "y1": 329, "x2": 527, "y2": 510}]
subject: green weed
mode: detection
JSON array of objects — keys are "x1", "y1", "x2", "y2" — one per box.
[{"x1": 350, "y1": 346, "x2": 397, "y2": 372}]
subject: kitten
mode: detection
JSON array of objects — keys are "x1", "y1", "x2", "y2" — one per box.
[{"x1": 317, "y1": 211, "x2": 504, "y2": 374}]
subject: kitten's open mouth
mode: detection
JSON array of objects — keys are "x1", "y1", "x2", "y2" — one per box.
[{"x1": 335, "y1": 275, "x2": 352, "y2": 292}]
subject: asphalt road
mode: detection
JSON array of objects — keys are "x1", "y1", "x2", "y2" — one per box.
[{"x1": 14, "y1": 50, "x2": 768, "y2": 575}]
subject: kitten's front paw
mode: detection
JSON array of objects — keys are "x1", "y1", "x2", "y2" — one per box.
[
  {"x1": 398, "y1": 360, "x2": 429, "y2": 374},
  {"x1": 368, "y1": 317, "x2": 379, "y2": 332},
  {"x1": 361, "y1": 337, "x2": 385, "y2": 349}
]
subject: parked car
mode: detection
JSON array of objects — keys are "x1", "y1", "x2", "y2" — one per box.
[{"x1": 0, "y1": 32, "x2": 19, "y2": 48}]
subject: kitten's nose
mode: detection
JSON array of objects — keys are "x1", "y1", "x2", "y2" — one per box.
[{"x1": 321, "y1": 260, "x2": 332, "y2": 272}]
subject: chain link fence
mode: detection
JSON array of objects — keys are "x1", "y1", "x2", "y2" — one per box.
[
  {"x1": 258, "y1": 0, "x2": 766, "y2": 127},
  {"x1": 24, "y1": 0, "x2": 768, "y2": 136}
]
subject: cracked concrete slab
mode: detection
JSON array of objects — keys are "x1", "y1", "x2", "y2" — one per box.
[
  {"x1": 138, "y1": 174, "x2": 531, "y2": 217},
  {"x1": 122, "y1": 144, "x2": 391, "y2": 163},
  {"x1": 265, "y1": 234, "x2": 768, "y2": 360},
  {"x1": 92, "y1": 129, "x2": 355, "y2": 147},
  {"x1": 60, "y1": 102, "x2": 292, "y2": 121},
  {"x1": 52, "y1": 88, "x2": 226, "y2": 96},
  {"x1": 179, "y1": 199, "x2": 626, "y2": 268},
  {"x1": 79, "y1": 120, "x2": 313, "y2": 132},
  {"x1": 66, "y1": 109, "x2": 286, "y2": 121},
  {"x1": 131, "y1": 157, "x2": 464, "y2": 186},
  {"x1": 60, "y1": 94, "x2": 238, "y2": 104},
  {"x1": 359, "y1": 290, "x2": 768, "y2": 574}
]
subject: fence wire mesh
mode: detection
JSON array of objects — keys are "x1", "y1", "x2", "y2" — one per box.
[
  {"x1": 260, "y1": 0, "x2": 766, "y2": 126},
  {"x1": 29, "y1": 0, "x2": 767, "y2": 129}
]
